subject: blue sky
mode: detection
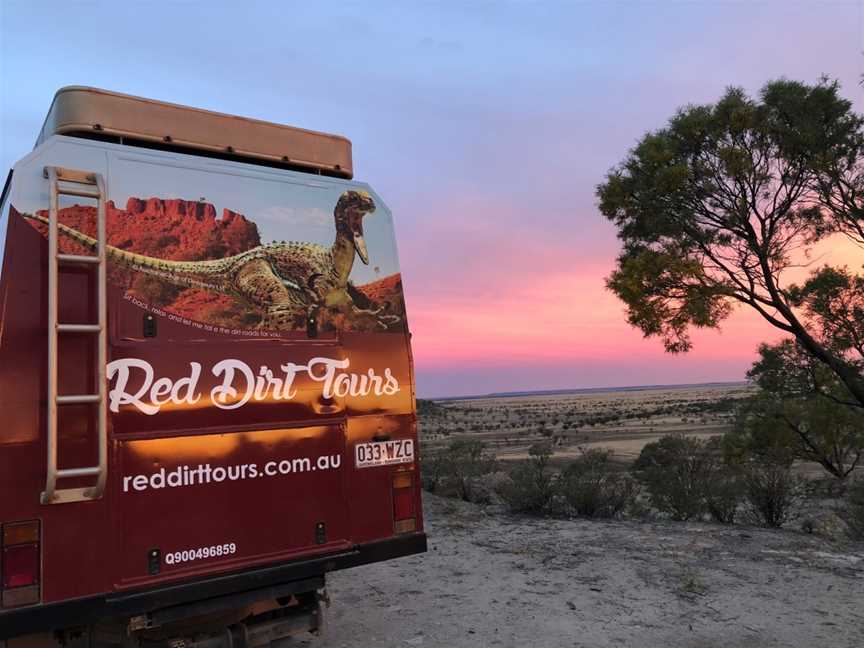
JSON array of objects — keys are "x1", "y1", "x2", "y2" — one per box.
[{"x1": 1, "y1": 1, "x2": 862, "y2": 397}]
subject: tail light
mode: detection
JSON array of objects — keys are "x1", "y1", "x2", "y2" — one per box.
[
  {"x1": 1, "y1": 520, "x2": 40, "y2": 608},
  {"x1": 392, "y1": 471, "x2": 416, "y2": 534}
]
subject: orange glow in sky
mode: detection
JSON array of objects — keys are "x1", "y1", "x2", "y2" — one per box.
[{"x1": 406, "y1": 229, "x2": 862, "y2": 396}]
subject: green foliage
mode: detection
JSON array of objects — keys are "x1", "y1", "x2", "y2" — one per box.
[
  {"x1": 597, "y1": 77, "x2": 864, "y2": 407},
  {"x1": 741, "y1": 462, "x2": 805, "y2": 529},
  {"x1": 527, "y1": 441, "x2": 553, "y2": 466},
  {"x1": 723, "y1": 404, "x2": 796, "y2": 467},
  {"x1": 788, "y1": 266, "x2": 864, "y2": 360},
  {"x1": 702, "y1": 464, "x2": 745, "y2": 524},
  {"x1": 633, "y1": 434, "x2": 743, "y2": 522},
  {"x1": 416, "y1": 399, "x2": 448, "y2": 418},
  {"x1": 447, "y1": 439, "x2": 497, "y2": 502},
  {"x1": 632, "y1": 435, "x2": 713, "y2": 520},
  {"x1": 556, "y1": 449, "x2": 640, "y2": 518},
  {"x1": 606, "y1": 250, "x2": 732, "y2": 354},
  {"x1": 420, "y1": 439, "x2": 496, "y2": 502},
  {"x1": 729, "y1": 340, "x2": 864, "y2": 481},
  {"x1": 632, "y1": 434, "x2": 692, "y2": 472},
  {"x1": 838, "y1": 479, "x2": 864, "y2": 540},
  {"x1": 748, "y1": 338, "x2": 860, "y2": 404},
  {"x1": 498, "y1": 443, "x2": 556, "y2": 514},
  {"x1": 419, "y1": 448, "x2": 449, "y2": 494}
]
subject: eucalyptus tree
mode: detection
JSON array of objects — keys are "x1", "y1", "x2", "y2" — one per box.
[{"x1": 598, "y1": 79, "x2": 864, "y2": 406}]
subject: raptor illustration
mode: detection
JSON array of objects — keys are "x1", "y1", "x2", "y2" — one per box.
[{"x1": 25, "y1": 190, "x2": 397, "y2": 330}]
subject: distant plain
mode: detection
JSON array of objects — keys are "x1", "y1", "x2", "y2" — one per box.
[{"x1": 420, "y1": 383, "x2": 754, "y2": 468}]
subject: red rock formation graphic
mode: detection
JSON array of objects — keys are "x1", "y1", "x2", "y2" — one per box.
[
  {"x1": 356, "y1": 274, "x2": 404, "y2": 306},
  {"x1": 24, "y1": 199, "x2": 261, "y2": 328},
  {"x1": 20, "y1": 199, "x2": 403, "y2": 332}
]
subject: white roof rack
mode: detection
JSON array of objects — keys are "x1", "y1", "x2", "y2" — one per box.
[{"x1": 37, "y1": 86, "x2": 353, "y2": 178}]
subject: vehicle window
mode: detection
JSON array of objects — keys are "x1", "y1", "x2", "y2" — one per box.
[{"x1": 27, "y1": 154, "x2": 407, "y2": 340}]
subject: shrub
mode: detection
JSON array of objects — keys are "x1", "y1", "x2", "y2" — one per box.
[
  {"x1": 633, "y1": 435, "x2": 746, "y2": 523},
  {"x1": 468, "y1": 471, "x2": 511, "y2": 506},
  {"x1": 741, "y1": 462, "x2": 805, "y2": 528},
  {"x1": 416, "y1": 399, "x2": 449, "y2": 418},
  {"x1": 632, "y1": 435, "x2": 714, "y2": 521},
  {"x1": 419, "y1": 449, "x2": 449, "y2": 493},
  {"x1": 446, "y1": 439, "x2": 497, "y2": 502},
  {"x1": 556, "y1": 449, "x2": 639, "y2": 518},
  {"x1": 498, "y1": 443, "x2": 556, "y2": 514},
  {"x1": 420, "y1": 439, "x2": 496, "y2": 502},
  {"x1": 838, "y1": 479, "x2": 864, "y2": 540},
  {"x1": 702, "y1": 464, "x2": 745, "y2": 524}
]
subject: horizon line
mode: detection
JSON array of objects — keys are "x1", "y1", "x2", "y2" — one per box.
[{"x1": 423, "y1": 379, "x2": 751, "y2": 402}]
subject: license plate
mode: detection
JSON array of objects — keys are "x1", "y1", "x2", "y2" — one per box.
[{"x1": 355, "y1": 439, "x2": 415, "y2": 468}]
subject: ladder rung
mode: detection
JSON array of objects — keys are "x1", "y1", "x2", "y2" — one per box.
[
  {"x1": 58, "y1": 186, "x2": 101, "y2": 199},
  {"x1": 57, "y1": 323, "x2": 101, "y2": 333},
  {"x1": 58, "y1": 253, "x2": 100, "y2": 265},
  {"x1": 57, "y1": 394, "x2": 102, "y2": 405},
  {"x1": 47, "y1": 168, "x2": 97, "y2": 185},
  {"x1": 57, "y1": 466, "x2": 101, "y2": 479}
]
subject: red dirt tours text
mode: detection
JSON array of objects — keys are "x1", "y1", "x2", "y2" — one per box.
[
  {"x1": 122, "y1": 455, "x2": 343, "y2": 493},
  {"x1": 107, "y1": 356, "x2": 400, "y2": 415}
]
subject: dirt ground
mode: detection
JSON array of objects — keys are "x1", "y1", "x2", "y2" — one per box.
[{"x1": 302, "y1": 494, "x2": 863, "y2": 648}]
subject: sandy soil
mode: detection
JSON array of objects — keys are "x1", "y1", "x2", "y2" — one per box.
[{"x1": 301, "y1": 494, "x2": 863, "y2": 648}]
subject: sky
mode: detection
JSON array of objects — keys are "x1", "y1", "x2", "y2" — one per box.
[{"x1": 1, "y1": 1, "x2": 862, "y2": 397}]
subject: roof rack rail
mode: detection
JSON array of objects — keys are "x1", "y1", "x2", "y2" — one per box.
[{"x1": 37, "y1": 86, "x2": 353, "y2": 179}]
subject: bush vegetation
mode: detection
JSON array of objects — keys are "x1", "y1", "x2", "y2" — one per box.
[
  {"x1": 630, "y1": 434, "x2": 811, "y2": 527},
  {"x1": 416, "y1": 399, "x2": 449, "y2": 418},
  {"x1": 556, "y1": 449, "x2": 639, "y2": 519},
  {"x1": 838, "y1": 479, "x2": 864, "y2": 540},
  {"x1": 741, "y1": 461, "x2": 805, "y2": 528},
  {"x1": 420, "y1": 439, "x2": 496, "y2": 503},
  {"x1": 701, "y1": 464, "x2": 745, "y2": 525},
  {"x1": 497, "y1": 443, "x2": 556, "y2": 514},
  {"x1": 420, "y1": 424, "x2": 826, "y2": 533},
  {"x1": 725, "y1": 341, "x2": 864, "y2": 482},
  {"x1": 632, "y1": 435, "x2": 722, "y2": 521}
]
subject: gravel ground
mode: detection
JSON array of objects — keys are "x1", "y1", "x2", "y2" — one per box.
[{"x1": 300, "y1": 493, "x2": 864, "y2": 648}]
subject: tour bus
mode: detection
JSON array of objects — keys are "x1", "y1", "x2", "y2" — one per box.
[{"x1": 0, "y1": 87, "x2": 425, "y2": 645}]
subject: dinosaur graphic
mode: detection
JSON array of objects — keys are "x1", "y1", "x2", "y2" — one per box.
[{"x1": 25, "y1": 190, "x2": 398, "y2": 330}]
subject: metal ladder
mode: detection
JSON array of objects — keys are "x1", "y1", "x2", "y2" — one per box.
[{"x1": 41, "y1": 166, "x2": 108, "y2": 504}]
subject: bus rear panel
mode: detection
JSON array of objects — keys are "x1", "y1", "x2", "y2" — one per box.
[{"x1": 0, "y1": 87, "x2": 424, "y2": 643}]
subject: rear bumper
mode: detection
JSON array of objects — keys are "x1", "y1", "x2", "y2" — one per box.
[{"x1": 0, "y1": 532, "x2": 427, "y2": 639}]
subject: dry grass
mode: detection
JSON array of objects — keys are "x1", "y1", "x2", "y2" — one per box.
[{"x1": 420, "y1": 384, "x2": 754, "y2": 468}]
